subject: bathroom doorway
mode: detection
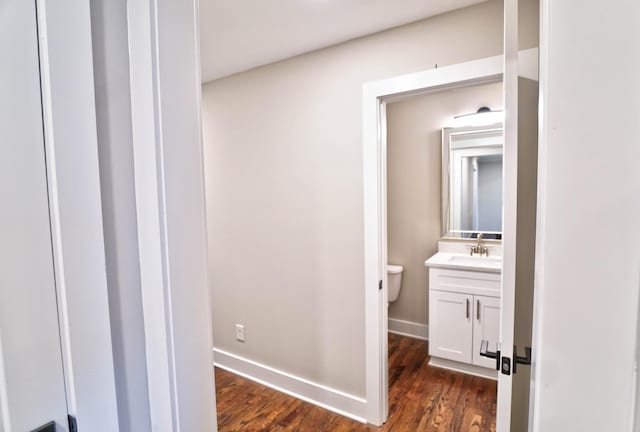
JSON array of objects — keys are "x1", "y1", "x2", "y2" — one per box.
[
  {"x1": 362, "y1": 49, "x2": 539, "y2": 429},
  {"x1": 383, "y1": 79, "x2": 504, "y2": 429}
]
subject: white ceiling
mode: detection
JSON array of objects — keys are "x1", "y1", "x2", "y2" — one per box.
[{"x1": 199, "y1": 0, "x2": 487, "y2": 83}]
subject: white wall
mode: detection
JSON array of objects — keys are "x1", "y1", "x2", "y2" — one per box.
[
  {"x1": 90, "y1": 0, "x2": 152, "y2": 430},
  {"x1": 532, "y1": 0, "x2": 640, "y2": 429},
  {"x1": 201, "y1": 0, "x2": 543, "y2": 398},
  {"x1": 386, "y1": 82, "x2": 502, "y2": 327}
]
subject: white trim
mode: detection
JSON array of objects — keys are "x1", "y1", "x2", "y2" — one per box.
[
  {"x1": 0, "y1": 335, "x2": 11, "y2": 431},
  {"x1": 363, "y1": 49, "x2": 539, "y2": 427},
  {"x1": 38, "y1": 20, "x2": 78, "y2": 415},
  {"x1": 363, "y1": 54, "x2": 503, "y2": 427},
  {"x1": 497, "y1": 0, "x2": 518, "y2": 429},
  {"x1": 36, "y1": 0, "x2": 120, "y2": 429},
  {"x1": 529, "y1": 1, "x2": 549, "y2": 430},
  {"x1": 128, "y1": 0, "x2": 178, "y2": 427},
  {"x1": 127, "y1": 0, "x2": 217, "y2": 430},
  {"x1": 388, "y1": 319, "x2": 429, "y2": 341},
  {"x1": 213, "y1": 349, "x2": 367, "y2": 423},
  {"x1": 428, "y1": 357, "x2": 498, "y2": 381}
]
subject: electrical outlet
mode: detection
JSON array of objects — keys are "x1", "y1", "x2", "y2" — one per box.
[{"x1": 235, "y1": 324, "x2": 245, "y2": 342}]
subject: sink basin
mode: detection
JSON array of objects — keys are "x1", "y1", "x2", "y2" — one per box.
[
  {"x1": 447, "y1": 255, "x2": 501, "y2": 267},
  {"x1": 425, "y1": 252, "x2": 502, "y2": 273}
]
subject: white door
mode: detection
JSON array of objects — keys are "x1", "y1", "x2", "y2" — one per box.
[
  {"x1": 472, "y1": 296, "x2": 501, "y2": 368},
  {"x1": 0, "y1": 1, "x2": 70, "y2": 431},
  {"x1": 498, "y1": 0, "x2": 539, "y2": 429},
  {"x1": 429, "y1": 291, "x2": 473, "y2": 363}
]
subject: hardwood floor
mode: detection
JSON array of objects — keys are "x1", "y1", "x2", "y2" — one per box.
[{"x1": 215, "y1": 333, "x2": 496, "y2": 431}]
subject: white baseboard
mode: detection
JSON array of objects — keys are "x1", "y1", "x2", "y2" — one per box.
[
  {"x1": 429, "y1": 357, "x2": 498, "y2": 380},
  {"x1": 388, "y1": 318, "x2": 429, "y2": 340},
  {"x1": 213, "y1": 348, "x2": 367, "y2": 423}
]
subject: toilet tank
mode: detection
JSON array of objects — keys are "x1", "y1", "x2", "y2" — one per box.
[{"x1": 387, "y1": 264, "x2": 403, "y2": 302}]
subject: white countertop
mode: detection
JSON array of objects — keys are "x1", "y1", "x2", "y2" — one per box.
[{"x1": 424, "y1": 252, "x2": 502, "y2": 274}]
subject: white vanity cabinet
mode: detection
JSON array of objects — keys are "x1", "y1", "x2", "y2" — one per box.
[
  {"x1": 472, "y1": 295, "x2": 501, "y2": 368},
  {"x1": 429, "y1": 290, "x2": 474, "y2": 363},
  {"x1": 426, "y1": 260, "x2": 502, "y2": 378}
]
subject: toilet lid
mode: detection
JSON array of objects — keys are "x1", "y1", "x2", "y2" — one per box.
[{"x1": 387, "y1": 264, "x2": 403, "y2": 274}]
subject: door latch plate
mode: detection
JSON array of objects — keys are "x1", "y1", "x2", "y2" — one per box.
[{"x1": 501, "y1": 356, "x2": 511, "y2": 375}]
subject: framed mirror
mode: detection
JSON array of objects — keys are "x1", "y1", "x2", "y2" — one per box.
[{"x1": 442, "y1": 124, "x2": 503, "y2": 239}]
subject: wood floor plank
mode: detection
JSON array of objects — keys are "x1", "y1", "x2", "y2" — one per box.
[{"x1": 215, "y1": 334, "x2": 496, "y2": 431}]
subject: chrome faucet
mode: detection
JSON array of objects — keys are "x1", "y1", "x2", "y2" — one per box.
[{"x1": 470, "y1": 233, "x2": 489, "y2": 257}]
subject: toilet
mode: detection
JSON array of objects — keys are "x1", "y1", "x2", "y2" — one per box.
[{"x1": 387, "y1": 264, "x2": 404, "y2": 302}]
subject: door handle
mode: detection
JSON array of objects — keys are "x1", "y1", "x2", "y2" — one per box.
[
  {"x1": 513, "y1": 345, "x2": 532, "y2": 374},
  {"x1": 466, "y1": 298, "x2": 470, "y2": 319},
  {"x1": 476, "y1": 299, "x2": 480, "y2": 320},
  {"x1": 479, "y1": 339, "x2": 501, "y2": 371},
  {"x1": 31, "y1": 421, "x2": 55, "y2": 432},
  {"x1": 480, "y1": 342, "x2": 532, "y2": 375}
]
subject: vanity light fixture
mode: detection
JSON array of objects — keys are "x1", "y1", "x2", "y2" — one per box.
[{"x1": 452, "y1": 106, "x2": 503, "y2": 127}]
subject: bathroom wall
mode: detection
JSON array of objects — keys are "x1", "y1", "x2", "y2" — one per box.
[
  {"x1": 202, "y1": 0, "x2": 539, "y2": 399},
  {"x1": 386, "y1": 82, "x2": 503, "y2": 329}
]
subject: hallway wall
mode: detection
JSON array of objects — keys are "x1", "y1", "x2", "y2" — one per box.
[{"x1": 202, "y1": 0, "x2": 538, "y2": 399}]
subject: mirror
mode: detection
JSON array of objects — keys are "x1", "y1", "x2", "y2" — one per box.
[{"x1": 442, "y1": 124, "x2": 503, "y2": 239}]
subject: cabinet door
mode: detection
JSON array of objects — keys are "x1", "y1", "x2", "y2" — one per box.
[
  {"x1": 472, "y1": 295, "x2": 501, "y2": 368},
  {"x1": 429, "y1": 290, "x2": 473, "y2": 363}
]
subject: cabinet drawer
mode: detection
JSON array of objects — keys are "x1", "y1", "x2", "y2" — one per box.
[{"x1": 429, "y1": 267, "x2": 500, "y2": 297}]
